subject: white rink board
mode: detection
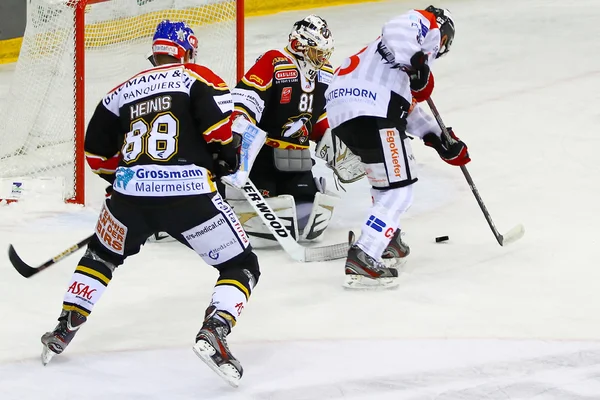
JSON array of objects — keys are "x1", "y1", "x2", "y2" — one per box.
[{"x1": 1, "y1": 0, "x2": 600, "y2": 398}]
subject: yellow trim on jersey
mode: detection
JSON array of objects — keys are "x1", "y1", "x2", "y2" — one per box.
[
  {"x1": 84, "y1": 151, "x2": 112, "y2": 161},
  {"x1": 273, "y1": 64, "x2": 297, "y2": 72},
  {"x1": 316, "y1": 112, "x2": 327, "y2": 124},
  {"x1": 75, "y1": 265, "x2": 111, "y2": 285},
  {"x1": 92, "y1": 168, "x2": 117, "y2": 175},
  {"x1": 321, "y1": 65, "x2": 334, "y2": 74},
  {"x1": 207, "y1": 176, "x2": 217, "y2": 192},
  {"x1": 203, "y1": 117, "x2": 231, "y2": 141},
  {"x1": 62, "y1": 304, "x2": 91, "y2": 317},
  {"x1": 216, "y1": 279, "x2": 250, "y2": 300},
  {"x1": 241, "y1": 76, "x2": 272, "y2": 92},
  {"x1": 234, "y1": 106, "x2": 257, "y2": 125},
  {"x1": 186, "y1": 69, "x2": 229, "y2": 91},
  {"x1": 265, "y1": 137, "x2": 309, "y2": 150}
]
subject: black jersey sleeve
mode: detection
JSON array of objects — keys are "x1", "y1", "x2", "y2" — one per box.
[
  {"x1": 231, "y1": 50, "x2": 281, "y2": 124},
  {"x1": 185, "y1": 64, "x2": 234, "y2": 145},
  {"x1": 84, "y1": 101, "x2": 121, "y2": 183}
]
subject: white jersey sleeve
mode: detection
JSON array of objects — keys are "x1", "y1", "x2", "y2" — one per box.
[
  {"x1": 406, "y1": 105, "x2": 441, "y2": 139},
  {"x1": 380, "y1": 9, "x2": 442, "y2": 68}
]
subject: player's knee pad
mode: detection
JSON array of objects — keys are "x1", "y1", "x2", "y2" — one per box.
[
  {"x1": 80, "y1": 249, "x2": 116, "y2": 276},
  {"x1": 147, "y1": 232, "x2": 177, "y2": 243},
  {"x1": 84, "y1": 243, "x2": 119, "y2": 271},
  {"x1": 369, "y1": 185, "x2": 414, "y2": 231},
  {"x1": 217, "y1": 251, "x2": 260, "y2": 292},
  {"x1": 300, "y1": 191, "x2": 340, "y2": 241},
  {"x1": 227, "y1": 195, "x2": 299, "y2": 247}
]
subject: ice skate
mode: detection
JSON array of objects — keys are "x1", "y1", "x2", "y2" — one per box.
[
  {"x1": 193, "y1": 307, "x2": 243, "y2": 387},
  {"x1": 40, "y1": 309, "x2": 87, "y2": 365},
  {"x1": 382, "y1": 229, "x2": 410, "y2": 268},
  {"x1": 343, "y1": 231, "x2": 399, "y2": 290}
]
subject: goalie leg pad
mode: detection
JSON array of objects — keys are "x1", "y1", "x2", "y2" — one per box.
[
  {"x1": 228, "y1": 195, "x2": 299, "y2": 248},
  {"x1": 315, "y1": 128, "x2": 366, "y2": 184},
  {"x1": 300, "y1": 191, "x2": 340, "y2": 241}
]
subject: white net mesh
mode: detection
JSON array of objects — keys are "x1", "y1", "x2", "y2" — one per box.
[{"x1": 0, "y1": 0, "x2": 239, "y2": 201}]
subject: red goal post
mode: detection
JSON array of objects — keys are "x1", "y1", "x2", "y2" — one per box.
[{"x1": 0, "y1": 0, "x2": 244, "y2": 205}]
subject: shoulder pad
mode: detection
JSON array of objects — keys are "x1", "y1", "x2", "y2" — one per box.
[{"x1": 184, "y1": 64, "x2": 229, "y2": 90}]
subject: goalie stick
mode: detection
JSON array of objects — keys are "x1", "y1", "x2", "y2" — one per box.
[
  {"x1": 240, "y1": 179, "x2": 349, "y2": 262},
  {"x1": 426, "y1": 98, "x2": 524, "y2": 246},
  {"x1": 8, "y1": 235, "x2": 93, "y2": 278}
]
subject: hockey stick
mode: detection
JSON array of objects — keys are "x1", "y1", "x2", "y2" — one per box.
[
  {"x1": 240, "y1": 179, "x2": 349, "y2": 262},
  {"x1": 426, "y1": 98, "x2": 524, "y2": 246},
  {"x1": 8, "y1": 235, "x2": 93, "y2": 278}
]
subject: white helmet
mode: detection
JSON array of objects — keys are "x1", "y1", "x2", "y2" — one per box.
[{"x1": 287, "y1": 15, "x2": 334, "y2": 80}]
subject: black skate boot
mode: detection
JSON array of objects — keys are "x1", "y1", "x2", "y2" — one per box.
[
  {"x1": 193, "y1": 306, "x2": 243, "y2": 387},
  {"x1": 41, "y1": 309, "x2": 87, "y2": 365},
  {"x1": 343, "y1": 231, "x2": 399, "y2": 290},
  {"x1": 382, "y1": 229, "x2": 410, "y2": 268}
]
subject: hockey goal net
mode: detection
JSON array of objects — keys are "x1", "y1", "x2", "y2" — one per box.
[{"x1": 0, "y1": 0, "x2": 244, "y2": 204}]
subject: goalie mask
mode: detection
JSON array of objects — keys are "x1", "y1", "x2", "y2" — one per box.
[
  {"x1": 425, "y1": 5, "x2": 455, "y2": 59},
  {"x1": 152, "y1": 20, "x2": 199, "y2": 63},
  {"x1": 287, "y1": 15, "x2": 334, "y2": 81}
]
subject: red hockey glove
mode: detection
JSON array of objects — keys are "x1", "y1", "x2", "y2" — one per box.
[
  {"x1": 423, "y1": 128, "x2": 471, "y2": 166},
  {"x1": 408, "y1": 51, "x2": 434, "y2": 102}
]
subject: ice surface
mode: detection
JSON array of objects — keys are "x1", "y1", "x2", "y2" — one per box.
[{"x1": 1, "y1": 0, "x2": 600, "y2": 398}]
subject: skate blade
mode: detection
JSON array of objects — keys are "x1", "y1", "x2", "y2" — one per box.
[
  {"x1": 193, "y1": 341, "x2": 241, "y2": 388},
  {"x1": 41, "y1": 345, "x2": 57, "y2": 366},
  {"x1": 342, "y1": 274, "x2": 399, "y2": 290}
]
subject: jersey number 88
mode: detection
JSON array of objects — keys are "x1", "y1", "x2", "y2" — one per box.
[{"x1": 122, "y1": 112, "x2": 179, "y2": 163}]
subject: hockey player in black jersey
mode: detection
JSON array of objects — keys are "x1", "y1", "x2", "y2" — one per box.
[
  {"x1": 223, "y1": 15, "x2": 365, "y2": 246},
  {"x1": 40, "y1": 20, "x2": 257, "y2": 387}
]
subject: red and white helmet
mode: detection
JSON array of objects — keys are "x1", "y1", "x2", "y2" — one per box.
[{"x1": 287, "y1": 15, "x2": 334, "y2": 80}]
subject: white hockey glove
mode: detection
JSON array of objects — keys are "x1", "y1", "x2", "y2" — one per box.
[
  {"x1": 315, "y1": 128, "x2": 366, "y2": 184},
  {"x1": 220, "y1": 116, "x2": 267, "y2": 189}
]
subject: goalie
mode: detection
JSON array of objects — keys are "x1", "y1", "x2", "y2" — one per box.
[{"x1": 222, "y1": 15, "x2": 365, "y2": 246}]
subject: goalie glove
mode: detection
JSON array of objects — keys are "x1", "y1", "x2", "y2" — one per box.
[{"x1": 315, "y1": 129, "x2": 366, "y2": 184}]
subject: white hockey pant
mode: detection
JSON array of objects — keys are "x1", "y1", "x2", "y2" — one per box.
[{"x1": 355, "y1": 185, "x2": 413, "y2": 261}]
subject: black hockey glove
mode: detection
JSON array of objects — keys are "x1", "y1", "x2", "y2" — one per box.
[
  {"x1": 408, "y1": 51, "x2": 431, "y2": 92},
  {"x1": 214, "y1": 133, "x2": 242, "y2": 177},
  {"x1": 423, "y1": 128, "x2": 471, "y2": 166}
]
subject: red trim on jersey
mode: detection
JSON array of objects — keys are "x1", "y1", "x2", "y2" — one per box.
[
  {"x1": 204, "y1": 117, "x2": 233, "y2": 144},
  {"x1": 86, "y1": 153, "x2": 120, "y2": 174},
  {"x1": 242, "y1": 49, "x2": 290, "y2": 88},
  {"x1": 184, "y1": 63, "x2": 229, "y2": 89},
  {"x1": 416, "y1": 10, "x2": 439, "y2": 30},
  {"x1": 310, "y1": 116, "x2": 329, "y2": 142},
  {"x1": 411, "y1": 72, "x2": 435, "y2": 102}
]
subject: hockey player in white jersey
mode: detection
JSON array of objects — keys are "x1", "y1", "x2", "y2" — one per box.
[{"x1": 326, "y1": 6, "x2": 470, "y2": 289}]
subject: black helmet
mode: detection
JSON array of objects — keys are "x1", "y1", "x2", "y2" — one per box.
[{"x1": 425, "y1": 5, "x2": 455, "y2": 58}]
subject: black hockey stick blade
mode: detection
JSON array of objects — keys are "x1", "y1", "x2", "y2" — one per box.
[{"x1": 8, "y1": 234, "x2": 93, "y2": 278}]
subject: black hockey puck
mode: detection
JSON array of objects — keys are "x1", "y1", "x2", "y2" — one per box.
[{"x1": 435, "y1": 236, "x2": 449, "y2": 243}]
